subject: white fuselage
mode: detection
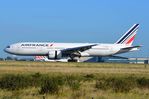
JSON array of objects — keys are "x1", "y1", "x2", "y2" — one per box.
[
  {"x1": 4, "y1": 24, "x2": 140, "y2": 61},
  {"x1": 4, "y1": 42, "x2": 131, "y2": 57}
]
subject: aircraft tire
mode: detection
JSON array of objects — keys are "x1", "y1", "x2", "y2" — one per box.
[{"x1": 68, "y1": 59, "x2": 78, "y2": 62}]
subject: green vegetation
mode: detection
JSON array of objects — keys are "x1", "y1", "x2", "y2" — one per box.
[
  {"x1": 40, "y1": 76, "x2": 64, "y2": 94},
  {"x1": 96, "y1": 76, "x2": 140, "y2": 92},
  {"x1": 0, "y1": 73, "x2": 149, "y2": 98},
  {"x1": 0, "y1": 61, "x2": 148, "y2": 98}
]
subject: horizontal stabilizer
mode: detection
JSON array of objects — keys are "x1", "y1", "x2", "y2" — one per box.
[
  {"x1": 121, "y1": 45, "x2": 141, "y2": 50},
  {"x1": 116, "y1": 45, "x2": 141, "y2": 54}
]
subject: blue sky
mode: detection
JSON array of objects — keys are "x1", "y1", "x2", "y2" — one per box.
[{"x1": 0, "y1": 0, "x2": 149, "y2": 58}]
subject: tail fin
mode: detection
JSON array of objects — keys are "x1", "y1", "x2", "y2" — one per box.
[{"x1": 116, "y1": 24, "x2": 139, "y2": 46}]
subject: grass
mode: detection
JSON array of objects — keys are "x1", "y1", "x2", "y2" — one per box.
[
  {"x1": 0, "y1": 61, "x2": 149, "y2": 99},
  {"x1": 0, "y1": 61, "x2": 148, "y2": 75}
]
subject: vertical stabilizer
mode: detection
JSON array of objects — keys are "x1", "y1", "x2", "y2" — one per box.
[{"x1": 116, "y1": 24, "x2": 139, "y2": 46}]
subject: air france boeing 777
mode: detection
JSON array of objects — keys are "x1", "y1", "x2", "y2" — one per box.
[{"x1": 4, "y1": 24, "x2": 141, "y2": 62}]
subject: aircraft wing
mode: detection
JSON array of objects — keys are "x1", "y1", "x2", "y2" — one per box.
[{"x1": 62, "y1": 44, "x2": 97, "y2": 54}]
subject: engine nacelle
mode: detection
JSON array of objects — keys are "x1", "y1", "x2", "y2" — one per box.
[
  {"x1": 48, "y1": 50, "x2": 62, "y2": 59},
  {"x1": 80, "y1": 52, "x2": 89, "y2": 57}
]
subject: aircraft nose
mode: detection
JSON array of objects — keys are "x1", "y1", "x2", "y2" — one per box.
[
  {"x1": 4, "y1": 46, "x2": 11, "y2": 53},
  {"x1": 4, "y1": 48, "x2": 9, "y2": 53}
]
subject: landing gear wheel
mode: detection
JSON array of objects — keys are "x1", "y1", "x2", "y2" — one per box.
[{"x1": 68, "y1": 59, "x2": 78, "y2": 62}]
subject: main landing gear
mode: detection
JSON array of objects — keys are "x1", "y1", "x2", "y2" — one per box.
[
  {"x1": 68, "y1": 55, "x2": 79, "y2": 62},
  {"x1": 68, "y1": 59, "x2": 78, "y2": 62}
]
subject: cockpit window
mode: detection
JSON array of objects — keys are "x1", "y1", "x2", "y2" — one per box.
[{"x1": 6, "y1": 46, "x2": 10, "y2": 48}]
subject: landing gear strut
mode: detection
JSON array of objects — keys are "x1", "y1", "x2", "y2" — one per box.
[{"x1": 68, "y1": 55, "x2": 78, "y2": 62}]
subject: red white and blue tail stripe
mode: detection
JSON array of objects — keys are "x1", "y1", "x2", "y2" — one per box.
[{"x1": 116, "y1": 24, "x2": 139, "y2": 45}]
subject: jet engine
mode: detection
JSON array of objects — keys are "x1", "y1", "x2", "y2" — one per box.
[{"x1": 48, "y1": 50, "x2": 62, "y2": 59}]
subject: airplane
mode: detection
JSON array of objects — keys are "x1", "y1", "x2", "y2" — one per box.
[{"x1": 4, "y1": 24, "x2": 141, "y2": 62}]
